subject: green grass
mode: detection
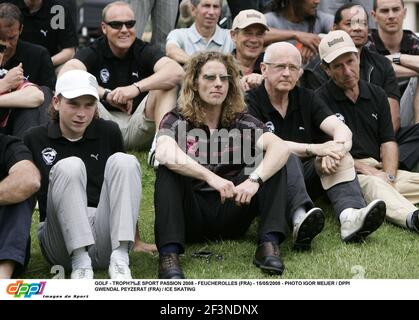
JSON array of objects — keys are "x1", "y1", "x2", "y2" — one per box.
[{"x1": 22, "y1": 152, "x2": 419, "y2": 279}]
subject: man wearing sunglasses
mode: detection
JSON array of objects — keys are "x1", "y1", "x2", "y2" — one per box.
[{"x1": 62, "y1": 1, "x2": 184, "y2": 155}]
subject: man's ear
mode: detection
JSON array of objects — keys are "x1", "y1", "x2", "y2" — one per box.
[
  {"x1": 52, "y1": 96, "x2": 60, "y2": 111},
  {"x1": 321, "y1": 63, "x2": 331, "y2": 77},
  {"x1": 101, "y1": 21, "x2": 107, "y2": 36},
  {"x1": 260, "y1": 63, "x2": 267, "y2": 78}
]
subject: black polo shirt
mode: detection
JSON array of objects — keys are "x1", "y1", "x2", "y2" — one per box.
[
  {"x1": 2, "y1": 40, "x2": 56, "y2": 90},
  {"x1": 75, "y1": 37, "x2": 165, "y2": 113},
  {"x1": 246, "y1": 83, "x2": 332, "y2": 144},
  {"x1": 0, "y1": 133, "x2": 32, "y2": 181},
  {"x1": 316, "y1": 80, "x2": 395, "y2": 161},
  {"x1": 301, "y1": 48, "x2": 400, "y2": 100},
  {"x1": 23, "y1": 119, "x2": 124, "y2": 222},
  {"x1": 159, "y1": 110, "x2": 269, "y2": 191},
  {"x1": 368, "y1": 29, "x2": 419, "y2": 55},
  {"x1": 10, "y1": 0, "x2": 78, "y2": 57}
]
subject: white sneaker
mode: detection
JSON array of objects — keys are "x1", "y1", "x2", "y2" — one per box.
[
  {"x1": 71, "y1": 268, "x2": 94, "y2": 279},
  {"x1": 293, "y1": 207, "x2": 325, "y2": 250},
  {"x1": 108, "y1": 260, "x2": 132, "y2": 279},
  {"x1": 340, "y1": 199, "x2": 386, "y2": 243}
]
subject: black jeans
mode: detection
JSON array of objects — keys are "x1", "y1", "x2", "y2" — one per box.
[
  {"x1": 154, "y1": 165, "x2": 288, "y2": 253},
  {"x1": 303, "y1": 158, "x2": 366, "y2": 218}
]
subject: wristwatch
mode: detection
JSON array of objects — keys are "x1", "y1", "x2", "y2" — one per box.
[
  {"x1": 386, "y1": 173, "x2": 396, "y2": 183},
  {"x1": 392, "y1": 52, "x2": 401, "y2": 65},
  {"x1": 249, "y1": 172, "x2": 264, "y2": 186},
  {"x1": 102, "y1": 88, "x2": 111, "y2": 102}
]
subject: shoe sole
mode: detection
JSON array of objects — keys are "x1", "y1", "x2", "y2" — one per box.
[
  {"x1": 343, "y1": 200, "x2": 386, "y2": 243},
  {"x1": 293, "y1": 208, "x2": 325, "y2": 251},
  {"x1": 253, "y1": 258, "x2": 284, "y2": 275}
]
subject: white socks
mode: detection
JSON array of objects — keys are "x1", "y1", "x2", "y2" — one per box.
[
  {"x1": 292, "y1": 206, "x2": 307, "y2": 226},
  {"x1": 110, "y1": 241, "x2": 130, "y2": 265},
  {"x1": 71, "y1": 247, "x2": 92, "y2": 270}
]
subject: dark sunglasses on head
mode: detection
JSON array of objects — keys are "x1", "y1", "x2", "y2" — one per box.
[{"x1": 105, "y1": 20, "x2": 136, "y2": 30}]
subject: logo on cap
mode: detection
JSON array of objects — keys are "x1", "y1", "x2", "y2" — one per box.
[{"x1": 328, "y1": 37, "x2": 344, "y2": 47}]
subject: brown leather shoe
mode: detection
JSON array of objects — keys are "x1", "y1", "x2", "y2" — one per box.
[
  {"x1": 253, "y1": 242, "x2": 284, "y2": 275},
  {"x1": 158, "y1": 253, "x2": 185, "y2": 279}
]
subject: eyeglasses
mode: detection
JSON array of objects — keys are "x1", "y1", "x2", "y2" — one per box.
[
  {"x1": 104, "y1": 20, "x2": 136, "y2": 30},
  {"x1": 264, "y1": 62, "x2": 300, "y2": 73},
  {"x1": 202, "y1": 74, "x2": 231, "y2": 82}
]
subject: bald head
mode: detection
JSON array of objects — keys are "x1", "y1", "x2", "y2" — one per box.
[{"x1": 264, "y1": 42, "x2": 302, "y2": 66}]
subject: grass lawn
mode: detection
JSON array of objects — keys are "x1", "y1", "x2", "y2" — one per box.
[{"x1": 22, "y1": 152, "x2": 419, "y2": 279}]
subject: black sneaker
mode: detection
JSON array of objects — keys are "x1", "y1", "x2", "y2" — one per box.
[{"x1": 411, "y1": 210, "x2": 419, "y2": 233}]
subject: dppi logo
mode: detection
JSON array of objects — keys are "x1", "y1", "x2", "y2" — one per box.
[{"x1": 6, "y1": 280, "x2": 46, "y2": 298}]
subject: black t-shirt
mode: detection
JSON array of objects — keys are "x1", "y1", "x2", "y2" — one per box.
[
  {"x1": 0, "y1": 133, "x2": 33, "y2": 181},
  {"x1": 316, "y1": 80, "x2": 395, "y2": 161},
  {"x1": 23, "y1": 119, "x2": 124, "y2": 222},
  {"x1": 11, "y1": 0, "x2": 78, "y2": 57},
  {"x1": 301, "y1": 48, "x2": 400, "y2": 101},
  {"x1": 2, "y1": 40, "x2": 56, "y2": 90},
  {"x1": 246, "y1": 84, "x2": 332, "y2": 144},
  {"x1": 75, "y1": 37, "x2": 165, "y2": 113}
]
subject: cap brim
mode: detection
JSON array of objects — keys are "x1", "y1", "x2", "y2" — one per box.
[
  {"x1": 59, "y1": 89, "x2": 99, "y2": 100},
  {"x1": 235, "y1": 22, "x2": 269, "y2": 31},
  {"x1": 323, "y1": 46, "x2": 358, "y2": 63},
  {"x1": 320, "y1": 166, "x2": 356, "y2": 190}
]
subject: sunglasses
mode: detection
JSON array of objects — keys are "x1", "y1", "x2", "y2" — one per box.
[
  {"x1": 202, "y1": 74, "x2": 231, "y2": 82},
  {"x1": 104, "y1": 20, "x2": 136, "y2": 30}
]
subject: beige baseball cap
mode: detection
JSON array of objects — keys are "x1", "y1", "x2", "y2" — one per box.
[
  {"x1": 319, "y1": 30, "x2": 358, "y2": 64},
  {"x1": 318, "y1": 153, "x2": 356, "y2": 190},
  {"x1": 55, "y1": 70, "x2": 99, "y2": 100},
  {"x1": 232, "y1": 9, "x2": 269, "y2": 31}
]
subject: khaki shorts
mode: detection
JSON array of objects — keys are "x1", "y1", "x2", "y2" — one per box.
[{"x1": 97, "y1": 95, "x2": 155, "y2": 151}]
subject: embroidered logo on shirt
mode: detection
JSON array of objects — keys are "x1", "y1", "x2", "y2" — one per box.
[
  {"x1": 265, "y1": 121, "x2": 275, "y2": 133},
  {"x1": 100, "y1": 68, "x2": 110, "y2": 83},
  {"x1": 371, "y1": 113, "x2": 378, "y2": 120},
  {"x1": 299, "y1": 126, "x2": 305, "y2": 131},
  {"x1": 132, "y1": 72, "x2": 139, "y2": 78},
  {"x1": 40, "y1": 29, "x2": 48, "y2": 37},
  {"x1": 335, "y1": 113, "x2": 345, "y2": 123},
  {"x1": 90, "y1": 153, "x2": 99, "y2": 160},
  {"x1": 41, "y1": 147, "x2": 57, "y2": 165}
]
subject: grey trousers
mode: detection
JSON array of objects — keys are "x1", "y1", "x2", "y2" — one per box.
[
  {"x1": 126, "y1": 0, "x2": 179, "y2": 52},
  {"x1": 400, "y1": 77, "x2": 418, "y2": 128},
  {"x1": 38, "y1": 153, "x2": 142, "y2": 270}
]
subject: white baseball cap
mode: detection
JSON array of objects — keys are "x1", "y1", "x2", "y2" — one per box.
[
  {"x1": 232, "y1": 9, "x2": 269, "y2": 31},
  {"x1": 319, "y1": 30, "x2": 358, "y2": 64},
  {"x1": 55, "y1": 70, "x2": 99, "y2": 99}
]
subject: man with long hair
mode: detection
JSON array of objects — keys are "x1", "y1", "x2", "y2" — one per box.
[{"x1": 154, "y1": 51, "x2": 291, "y2": 278}]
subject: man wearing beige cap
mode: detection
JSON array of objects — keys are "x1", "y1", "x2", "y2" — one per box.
[
  {"x1": 23, "y1": 70, "x2": 149, "y2": 279},
  {"x1": 317, "y1": 30, "x2": 419, "y2": 233},
  {"x1": 230, "y1": 9, "x2": 268, "y2": 92},
  {"x1": 247, "y1": 41, "x2": 386, "y2": 243}
]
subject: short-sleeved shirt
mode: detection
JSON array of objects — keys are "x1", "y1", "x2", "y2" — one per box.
[
  {"x1": 301, "y1": 47, "x2": 400, "y2": 101},
  {"x1": 316, "y1": 80, "x2": 395, "y2": 161},
  {"x1": 23, "y1": 119, "x2": 124, "y2": 222},
  {"x1": 2, "y1": 40, "x2": 56, "y2": 90},
  {"x1": 166, "y1": 23, "x2": 235, "y2": 57},
  {"x1": 0, "y1": 133, "x2": 33, "y2": 181},
  {"x1": 246, "y1": 84, "x2": 332, "y2": 144},
  {"x1": 75, "y1": 36, "x2": 165, "y2": 113},
  {"x1": 158, "y1": 110, "x2": 269, "y2": 191},
  {"x1": 264, "y1": 10, "x2": 333, "y2": 45},
  {"x1": 11, "y1": 0, "x2": 78, "y2": 57}
]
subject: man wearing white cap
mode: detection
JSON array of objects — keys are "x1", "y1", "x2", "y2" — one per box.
[
  {"x1": 317, "y1": 30, "x2": 419, "y2": 233},
  {"x1": 23, "y1": 70, "x2": 145, "y2": 279},
  {"x1": 247, "y1": 41, "x2": 386, "y2": 243},
  {"x1": 230, "y1": 9, "x2": 268, "y2": 91}
]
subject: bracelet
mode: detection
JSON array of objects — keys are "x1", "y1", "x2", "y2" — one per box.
[
  {"x1": 306, "y1": 144, "x2": 314, "y2": 157},
  {"x1": 132, "y1": 82, "x2": 142, "y2": 94}
]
